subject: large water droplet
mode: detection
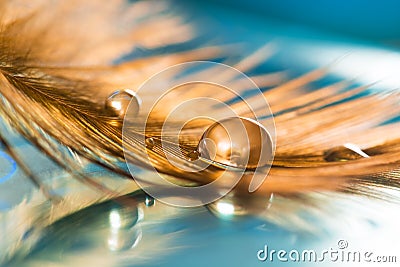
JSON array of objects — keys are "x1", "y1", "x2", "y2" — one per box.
[
  {"x1": 324, "y1": 143, "x2": 369, "y2": 162},
  {"x1": 105, "y1": 89, "x2": 141, "y2": 119},
  {"x1": 198, "y1": 117, "x2": 273, "y2": 169}
]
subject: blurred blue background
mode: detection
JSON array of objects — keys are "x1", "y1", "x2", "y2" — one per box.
[{"x1": 209, "y1": 0, "x2": 400, "y2": 43}]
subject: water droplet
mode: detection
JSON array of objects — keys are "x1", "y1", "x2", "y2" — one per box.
[
  {"x1": 198, "y1": 117, "x2": 273, "y2": 169},
  {"x1": 324, "y1": 143, "x2": 369, "y2": 162},
  {"x1": 145, "y1": 137, "x2": 155, "y2": 149},
  {"x1": 144, "y1": 195, "x2": 155, "y2": 207},
  {"x1": 187, "y1": 150, "x2": 199, "y2": 161},
  {"x1": 109, "y1": 206, "x2": 139, "y2": 230},
  {"x1": 105, "y1": 89, "x2": 141, "y2": 119}
]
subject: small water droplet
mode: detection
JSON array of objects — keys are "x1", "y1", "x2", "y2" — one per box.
[
  {"x1": 144, "y1": 195, "x2": 155, "y2": 207},
  {"x1": 145, "y1": 137, "x2": 155, "y2": 149},
  {"x1": 105, "y1": 89, "x2": 141, "y2": 119},
  {"x1": 198, "y1": 117, "x2": 273, "y2": 169},
  {"x1": 324, "y1": 143, "x2": 369, "y2": 162},
  {"x1": 187, "y1": 150, "x2": 199, "y2": 161}
]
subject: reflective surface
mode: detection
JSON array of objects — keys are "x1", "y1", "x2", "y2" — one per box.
[{"x1": 6, "y1": 191, "x2": 400, "y2": 267}]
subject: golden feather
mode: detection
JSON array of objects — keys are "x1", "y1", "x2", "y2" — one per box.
[{"x1": 0, "y1": 0, "x2": 399, "y2": 264}]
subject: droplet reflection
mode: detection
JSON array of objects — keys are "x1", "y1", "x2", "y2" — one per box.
[
  {"x1": 107, "y1": 227, "x2": 142, "y2": 252},
  {"x1": 107, "y1": 206, "x2": 142, "y2": 252},
  {"x1": 109, "y1": 206, "x2": 139, "y2": 229},
  {"x1": 207, "y1": 192, "x2": 274, "y2": 220}
]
